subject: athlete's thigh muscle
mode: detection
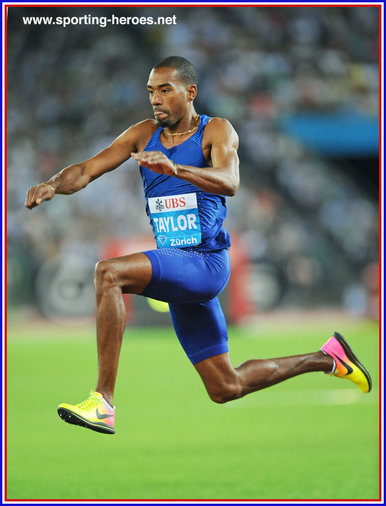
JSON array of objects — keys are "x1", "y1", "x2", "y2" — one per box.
[
  {"x1": 169, "y1": 297, "x2": 229, "y2": 364},
  {"x1": 99, "y1": 252, "x2": 153, "y2": 294}
]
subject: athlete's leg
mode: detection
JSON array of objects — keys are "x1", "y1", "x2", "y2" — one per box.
[
  {"x1": 143, "y1": 249, "x2": 334, "y2": 403},
  {"x1": 194, "y1": 351, "x2": 334, "y2": 404},
  {"x1": 94, "y1": 248, "x2": 229, "y2": 406},
  {"x1": 167, "y1": 281, "x2": 333, "y2": 402},
  {"x1": 94, "y1": 253, "x2": 152, "y2": 406}
]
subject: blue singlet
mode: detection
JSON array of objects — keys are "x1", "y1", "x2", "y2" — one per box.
[
  {"x1": 140, "y1": 114, "x2": 231, "y2": 252},
  {"x1": 139, "y1": 115, "x2": 231, "y2": 364}
]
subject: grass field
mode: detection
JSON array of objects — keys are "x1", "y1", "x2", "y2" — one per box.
[{"x1": 6, "y1": 314, "x2": 380, "y2": 501}]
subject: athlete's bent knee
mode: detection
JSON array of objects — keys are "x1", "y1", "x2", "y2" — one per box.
[
  {"x1": 207, "y1": 383, "x2": 241, "y2": 404},
  {"x1": 94, "y1": 260, "x2": 119, "y2": 291}
]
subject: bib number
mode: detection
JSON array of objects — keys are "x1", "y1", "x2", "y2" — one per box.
[{"x1": 148, "y1": 193, "x2": 202, "y2": 249}]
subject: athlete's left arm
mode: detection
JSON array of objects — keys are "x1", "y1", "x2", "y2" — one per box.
[
  {"x1": 197, "y1": 117, "x2": 240, "y2": 196},
  {"x1": 131, "y1": 118, "x2": 240, "y2": 196}
]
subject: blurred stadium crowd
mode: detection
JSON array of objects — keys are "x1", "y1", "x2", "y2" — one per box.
[{"x1": 7, "y1": 6, "x2": 379, "y2": 320}]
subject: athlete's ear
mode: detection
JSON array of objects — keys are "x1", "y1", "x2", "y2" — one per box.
[{"x1": 186, "y1": 85, "x2": 197, "y2": 102}]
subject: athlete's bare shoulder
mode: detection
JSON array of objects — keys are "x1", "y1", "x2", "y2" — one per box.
[
  {"x1": 114, "y1": 119, "x2": 159, "y2": 152},
  {"x1": 204, "y1": 117, "x2": 239, "y2": 148},
  {"x1": 132, "y1": 118, "x2": 159, "y2": 136},
  {"x1": 207, "y1": 116, "x2": 233, "y2": 127}
]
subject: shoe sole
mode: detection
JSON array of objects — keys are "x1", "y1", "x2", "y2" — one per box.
[
  {"x1": 334, "y1": 331, "x2": 372, "y2": 393},
  {"x1": 57, "y1": 407, "x2": 115, "y2": 434}
]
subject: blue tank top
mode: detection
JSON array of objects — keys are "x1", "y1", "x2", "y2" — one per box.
[{"x1": 140, "y1": 114, "x2": 231, "y2": 252}]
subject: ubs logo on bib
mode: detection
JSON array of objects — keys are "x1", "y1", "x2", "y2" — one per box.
[
  {"x1": 164, "y1": 197, "x2": 186, "y2": 209},
  {"x1": 155, "y1": 199, "x2": 164, "y2": 212}
]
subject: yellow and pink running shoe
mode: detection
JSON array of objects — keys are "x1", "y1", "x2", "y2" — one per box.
[
  {"x1": 57, "y1": 390, "x2": 115, "y2": 434},
  {"x1": 321, "y1": 331, "x2": 372, "y2": 393}
]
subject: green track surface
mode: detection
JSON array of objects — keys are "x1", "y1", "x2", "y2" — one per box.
[{"x1": 6, "y1": 316, "x2": 380, "y2": 500}]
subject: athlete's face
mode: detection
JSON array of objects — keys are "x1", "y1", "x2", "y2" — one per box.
[{"x1": 147, "y1": 67, "x2": 196, "y2": 127}]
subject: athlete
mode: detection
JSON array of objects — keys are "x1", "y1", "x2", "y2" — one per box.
[{"x1": 25, "y1": 56, "x2": 372, "y2": 435}]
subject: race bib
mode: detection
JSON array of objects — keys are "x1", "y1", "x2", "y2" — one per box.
[{"x1": 148, "y1": 193, "x2": 202, "y2": 249}]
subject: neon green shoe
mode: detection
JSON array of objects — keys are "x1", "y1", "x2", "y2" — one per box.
[{"x1": 57, "y1": 390, "x2": 115, "y2": 434}]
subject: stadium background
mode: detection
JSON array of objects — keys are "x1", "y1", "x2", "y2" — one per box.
[{"x1": 6, "y1": 4, "x2": 380, "y2": 501}]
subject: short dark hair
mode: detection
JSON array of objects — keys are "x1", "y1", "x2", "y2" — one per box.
[{"x1": 153, "y1": 56, "x2": 198, "y2": 86}]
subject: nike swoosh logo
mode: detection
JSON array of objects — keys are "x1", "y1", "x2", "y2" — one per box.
[
  {"x1": 332, "y1": 353, "x2": 353, "y2": 375},
  {"x1": 96, "y1": 408, "x2": 113, "y2": 420}
]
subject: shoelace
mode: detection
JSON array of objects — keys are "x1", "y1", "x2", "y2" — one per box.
[{"x1": 77, "y1": 391, "x2": 101, "y2": 410}]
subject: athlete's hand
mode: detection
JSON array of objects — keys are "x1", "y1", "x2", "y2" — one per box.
[
  {"x1": 131, "y1": 151, "x2": 178, "y2": 177},
  {"x1": 25, "y1": 183, "x2": 56, "y2": 209}
]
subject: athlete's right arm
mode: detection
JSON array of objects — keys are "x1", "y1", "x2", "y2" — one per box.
[{"x1": 25, "y1": 121, "x2": 153, "y2": 209}]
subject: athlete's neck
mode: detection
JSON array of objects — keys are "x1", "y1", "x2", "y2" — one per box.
[{"x1": 163, "y1": 112, "x2": 199, "y2": 137}]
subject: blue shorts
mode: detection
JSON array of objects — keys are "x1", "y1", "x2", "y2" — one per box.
[{"x1": 141, "y1": 248, "x2": 230, "y2": 364}]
